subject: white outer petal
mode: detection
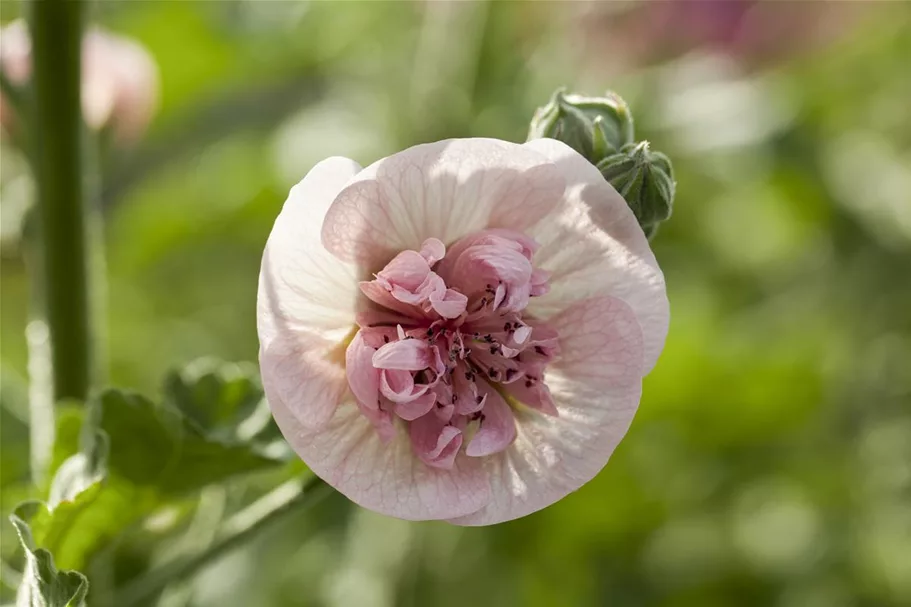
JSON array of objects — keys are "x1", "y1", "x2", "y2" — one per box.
[
  {"x1": 258, "y1": 157, "x2": 362, "y2": 430},
  {"x1": 259, "y1": 155, "x2": 491, "y2": 519},
  {"x1": 449, "y1": 382, "x2": 642, "y2": 526},
  {"x1": 521, "y1": 138, "x2": 670, "y2": 373},
  {"x1": 320, "y1": 138, "x2": 565, "y2": 270},
  {"x1": 449, "y1": 295, "x2": 645, "y2": 526},
  {"x1": 258, "y1": 156, "x2": 363, "y2": 350},
  {"x1": 258, "y1": 142, "x2": 669, "y2": 525},
  {"x1": 267, "y1": 392, "x2": 491, "y2": 521}
]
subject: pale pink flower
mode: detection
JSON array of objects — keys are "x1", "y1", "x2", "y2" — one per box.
[
  {"x1": 0, "y1": 19, "x2": 158, "y2": 143},
  {"x1": 258, "y1": 138, "x2": 668, "y2": 524},
  {"x1": 576, "y1": 0, "x2": 869, "y2": 72}
]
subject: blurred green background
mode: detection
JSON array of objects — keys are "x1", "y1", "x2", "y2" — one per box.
[{"x1": 2, "y1": 1, "x2": 910, "y2": 606}]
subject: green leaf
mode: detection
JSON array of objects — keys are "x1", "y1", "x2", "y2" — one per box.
[
  {"x1": 47, "y1": 431, "x2": 107, "y2": 512},
  {"x1": 22, "y1": 426, "x2": 107, "y2": 559},
  {"x1": 96, "y1": 389, "x2": 278, "y2": 494},
  {"x1": 9, "y1": 506, "x2": 88, "y2": 607},
  {"x1": 47, "y1": 409, "x2": 86, "y2": 486},
  {"x1": 5, "y1": 429, "x2": 106, "y2": 574},
  {"x1": 42, "y1": 387, "x2": 283, "y2": 571},
  {"x1": 36, "y1": 479, "x2": 158, "y2": 573},
  {"x1": 162, "y1": 358, "x2": 280, "y2": 444}
]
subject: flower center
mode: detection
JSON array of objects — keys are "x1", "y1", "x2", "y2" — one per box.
[{"x1": 346, "y1": 229, "x2": 559, "y2": 469}]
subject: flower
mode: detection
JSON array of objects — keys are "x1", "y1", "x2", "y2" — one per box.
[
  {"x1": 576, "y1": 0, "x2": 867, "y2": 72},
  {"x1": 258, "y1": 138, "x2": 668, "y2": 524},
  {"x1": 0, "y1": 19, "x2": 158, "y2": 143}
]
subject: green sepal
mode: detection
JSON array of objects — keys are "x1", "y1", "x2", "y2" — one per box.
[
  {"x1": 598, "y1": 141, "x2": 676, "y2": 237},
  {"x1": 527, "y1": 89, "x2": 635, "y2": 164}
]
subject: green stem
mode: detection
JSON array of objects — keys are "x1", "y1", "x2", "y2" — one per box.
[
  {"x1": 29, "y1": 0, "x2": 92, "y2": 400},
  {"x1": 113, "y1": 476, "x2": 330, "y2": 606}
]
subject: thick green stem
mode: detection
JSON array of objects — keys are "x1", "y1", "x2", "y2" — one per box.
[
  {"x1": 29, "y1": 0, "x2": 92, "y2": 401},
  {"x1": 113, "y1": 476, "x2": 330, "y2": 606}
]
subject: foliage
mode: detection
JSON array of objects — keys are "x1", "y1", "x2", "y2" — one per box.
[
  {"x1": 10, "y1": 503, "x2": 89, "y2": 607},
  {"x1": 1, "y1": 364, "x2": 284, "y2": 604},
  {"x1": 2, "y1": 1, "x2": 910, "y2": 606}
]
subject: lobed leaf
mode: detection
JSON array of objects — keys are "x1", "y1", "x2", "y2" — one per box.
[
  {"x1": 95, "y1": 389, "x2": 278, "y2": 494},
  {"x1": 39, "y1": 382, "x2": 284, "y2": 572},
  {"x1": 9, "y1": 506, "x2": 88, "y2": 607},
  {"x1": 162, "y1": 357, "x2": 283, "y2": 445}
]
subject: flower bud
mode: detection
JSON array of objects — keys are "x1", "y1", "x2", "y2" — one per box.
[
  {"x1": 0, "y1": 19, "x2": 158, "y2": 144},
  {"x1": 527, "y1": 89, "x2": 635, "y2": 165},
  {"x1": 597, "y1": 141, "x2": 675, "y2": 238}
]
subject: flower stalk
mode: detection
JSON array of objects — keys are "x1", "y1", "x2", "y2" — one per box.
[
  {"x1": 113, "y1": 476, "x2": 330, "y2": 606},
  {"x1": 29, "y1": 0, "x2": 92, "y2": 401}
]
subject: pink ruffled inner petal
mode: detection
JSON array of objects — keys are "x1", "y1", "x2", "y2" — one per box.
[
  {"x1": 345, "y1": 228, "x2": 571, "y2": 464},
  {"x1": 345, "y1": 332, "x2": 380, "y2": 410},
  {"x1": 372, "y1": 338, "x2": 433, "y2": 371},
  {"x1": 465, "y1": 383, "x2": 517, "y2": 457},
  {"x1": 410, "y1": 414, "x2": 464, "y2": 469}
]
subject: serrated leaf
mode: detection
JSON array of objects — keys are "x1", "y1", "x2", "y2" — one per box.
[
  {"x1": 9, "y1": 508, "x2": 88, "y2": 607},
  {"x1": 38, "y1": 479, "x2": 158, "y2": 572},
  {"x1": 162, "y1": 358, "x2": 280, "y2": 444},
  {"x1": 96, "y1": 389, "x2": 278, "y2": 494},
  {"x1": 47, "y1": 409, "x2": 86, "y2": 485},
  {"x1": 47, "y1": 431, "x2": 107, "y2": 511},
  {"x1": 12, "y1": 489, "x2": 101, "y2": 568},
  {"x1": 42, "y1": 387, "x2": 283, "y2": 571},
  {"x1": 6, "y1": 445, "x2": 105, "y2": 573}
]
